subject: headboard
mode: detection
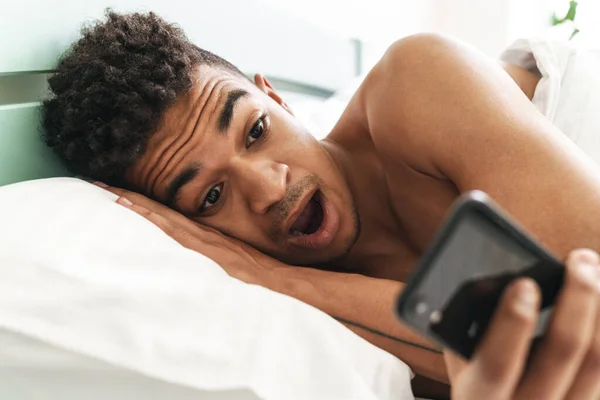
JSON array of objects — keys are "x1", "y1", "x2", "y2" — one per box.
[{"x1": 0, "y1": 0, "x2": 362, "y2": 186}]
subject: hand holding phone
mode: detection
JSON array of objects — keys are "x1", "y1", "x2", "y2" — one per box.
[
  {"x1": 397, "y1": 190, "x2": 565, "y2": 358},
  {"x1": 446, "y1": 249, "x2": 600, "y2": 399}
]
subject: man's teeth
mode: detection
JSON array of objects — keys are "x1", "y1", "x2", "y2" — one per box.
[{"x1": 290, "y1": 229, "x2": 308, "y2": 236}]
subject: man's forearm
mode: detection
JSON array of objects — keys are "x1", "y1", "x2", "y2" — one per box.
[{"x1": 273, "y1": 266, "x2": 449, "y2": 383}]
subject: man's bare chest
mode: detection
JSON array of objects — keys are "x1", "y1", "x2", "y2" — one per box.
[
  {"x1": 328, "y1": 106, "x2": 460, "y2": 281},
  {"x1": 359, "y1": 163, "x2": 460, "y2": 281}
]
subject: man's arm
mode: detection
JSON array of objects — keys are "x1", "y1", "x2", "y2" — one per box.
[
  {"x1": 105, "y1": 186, "x2": 449, "y2": 384},
  {"x1": 274, "y1": 266, "x2": 448, "y2": 383},
  {"x1": 367, "y1": 33, "x2": 600, "y2": 259}
]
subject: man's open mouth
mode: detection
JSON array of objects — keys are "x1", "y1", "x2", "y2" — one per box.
[
  {"x1": 285, "y1": 188, "x2": 339, "y2": 250},
  {"x1": 289, "y1": 190, "x2": 324, "y2": 236}
]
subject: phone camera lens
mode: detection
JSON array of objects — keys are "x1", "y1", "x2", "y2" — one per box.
[
  {"x1": 415, "y1": 301, "x2": 429, "y2": 315},
  {"x1": 430, "y1": 310, "x2": 442, "y2": 325}
]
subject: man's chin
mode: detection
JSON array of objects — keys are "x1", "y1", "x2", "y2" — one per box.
[{"x1": 270, "y1": 239, "x2": 357, "y2": 269}]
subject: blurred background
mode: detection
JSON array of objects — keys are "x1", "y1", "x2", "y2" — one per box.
[
  {"x1": 2, "y1": 0, "x2": 598, "y2": 140},
  {"x1": 260, "y1": 0, "x2": 595, "y2": 71},
  {"x1": 231, "y1": 0, "x2": 599, "y2": 136}
]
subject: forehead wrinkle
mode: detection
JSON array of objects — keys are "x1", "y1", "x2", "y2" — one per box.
[
  {"x1": 137, "y1": 114, "x2": 184, "y2": 196},
  {"x1": 142, "y1": 108, "x2": 190, "y2": 195},
  {"x1": 148, "y1": 79, "x2": 221, "y2": 199},
  {"x1": 168, "y1": 78, "x2": 234, "y2": 177}
]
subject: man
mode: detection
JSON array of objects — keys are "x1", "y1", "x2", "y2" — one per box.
[{"x1": 42, "y1": 11, "x2": 600, "y2": 398}]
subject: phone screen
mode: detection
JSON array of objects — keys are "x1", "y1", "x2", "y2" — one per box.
[{"x1": 400, "y1": 207, "x2": 563, "y2": 358}]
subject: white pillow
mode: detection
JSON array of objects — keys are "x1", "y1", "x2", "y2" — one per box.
[{"x1": 0, "y1": 178, "x2": 414, "y2": 400}]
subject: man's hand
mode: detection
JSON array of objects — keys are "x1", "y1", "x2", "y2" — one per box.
[
  {"x1": 94, "y1": 182, "x2": 449, "y2": 384},
  {"x1": 98, "y1": 183, "x2": 288, "y2": 289},
  {"x1": 445, "y1": 249, "x2": 600, "y2": 400}
]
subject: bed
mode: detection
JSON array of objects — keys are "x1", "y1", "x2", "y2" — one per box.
[{"x1": 0, "y1": 1, "x2": 415, "y2": 399}]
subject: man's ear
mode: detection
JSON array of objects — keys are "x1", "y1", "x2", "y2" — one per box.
[{"x1": 254, "y1": 73, "x2": 294, "y2": 116}]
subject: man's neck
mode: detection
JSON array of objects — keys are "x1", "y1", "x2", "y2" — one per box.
[{"x1": 318, "y1": 133, "x2": 415, "y2": 277}]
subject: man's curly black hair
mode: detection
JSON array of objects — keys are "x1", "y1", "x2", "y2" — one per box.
[{"x1": 41, "y1": 10, "x2": 244, "y2": 187}]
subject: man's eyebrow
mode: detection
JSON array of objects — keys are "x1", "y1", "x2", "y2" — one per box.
[
  {"x1": 165, "y1": 164, "x2": 201, "y2": 207},
  {"x1": 217, "y1": 89, "x2": 249, "y2": 133}
]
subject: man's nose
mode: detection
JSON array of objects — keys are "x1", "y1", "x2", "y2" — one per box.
[{"x1": 233, "y1": 158, "x2": 290, "y2": 214}]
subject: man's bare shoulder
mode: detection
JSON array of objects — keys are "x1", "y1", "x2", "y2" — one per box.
[
  {"x1": 353, "y1": 33, "x2": 464, "y2": 176},
  {"x1": 358, "y1": 33, "x2": 540, "y2": 176},
  {"x1": 333, "y1": 33, "x2": 539, "y2": 175},
  {"x1": 380, "y1": 33, "x2": 462, "y2": 68},
  {"x1": 329, "y1": 34, "x2": 453, "y2": 131},
  {"x1": 355, "y1": 33, "x2": 458, "y2": 108}
]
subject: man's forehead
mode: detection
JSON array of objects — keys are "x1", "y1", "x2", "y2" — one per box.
[
  {"x1": 155, "y1": 68, "x2": 251, "y2": 138},
  {"x1": 126, "y1": 67, "x2": 252, "y2": 195}
]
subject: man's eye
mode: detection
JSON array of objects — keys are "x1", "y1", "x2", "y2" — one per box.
[
  {"x1": 245, "y1": 116, "x2": 266, "y2": 147},
  {"x1": 200, "y1": 184, "x2": 222, "y2": 213}
]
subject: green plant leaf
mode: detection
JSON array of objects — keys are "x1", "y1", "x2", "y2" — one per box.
[
  {"x1": 570, "y1": 27, "x2": 580, "y2": 40},
  {"x1": 552, "y1": 0, "x2": 579, "y2": 26},
  {"x1": 566, "y1": 0, "x2": 578, "y2": 21}
]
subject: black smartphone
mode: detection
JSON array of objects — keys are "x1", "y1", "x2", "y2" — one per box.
[{"x1": 396, "y1": 190, "x2": 565, "y2": 359}]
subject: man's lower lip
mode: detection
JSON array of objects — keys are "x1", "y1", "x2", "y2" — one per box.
[{"x1": 288, "y1": 192, "x2": 339, "y2": 249}]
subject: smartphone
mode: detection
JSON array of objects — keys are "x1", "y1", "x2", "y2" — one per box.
[{"x1": 396, "y1": 190, "x2": 565, "y2": 359}]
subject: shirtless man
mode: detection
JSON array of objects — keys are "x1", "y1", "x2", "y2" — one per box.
[{"x1": 42, "y1": 11, "x2": 600, "y2": 398}]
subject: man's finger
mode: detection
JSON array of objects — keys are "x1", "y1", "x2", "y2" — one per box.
[
  {"x1": 116, "y1": 196, "x2": 173, "y2": 231},
  {"x1": 98, "y1": 183, "x2": 162, "y2": 210},
  {"x1": 564, "y1": 300, "x2": 600, "y2": 400},
  {"x1": 95, "y1": 182, "x2": 152, "y2": 204},
  {"x1": 116, "y1": 196, "x2": 203, "y2": 249},
  {"x1": 96, "y1": 182, "x2": 195, "y2": 226},
  {"x1": 470, "y1": 278, "x2": 540, "y2": 397},
  {"x1": 443, "y1": 350, "x2": 468, "y2": 381},
  {"x1": 517, "y1": 249, "x2": 600, "y2": 400}
]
